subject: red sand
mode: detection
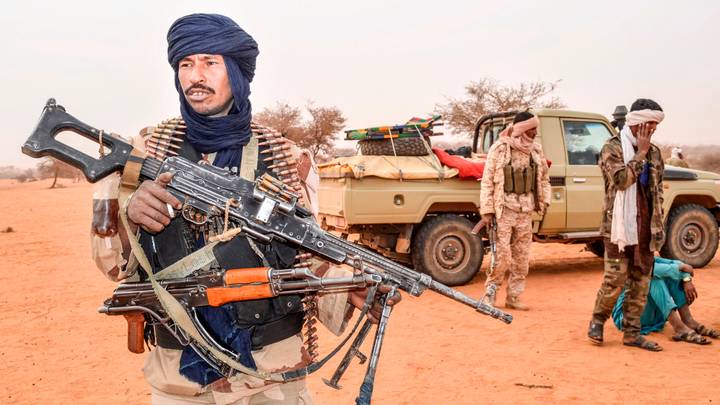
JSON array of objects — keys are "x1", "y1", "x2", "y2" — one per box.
[{"x1": 1, "y1": 179, "x2": 719, "y2": 404}]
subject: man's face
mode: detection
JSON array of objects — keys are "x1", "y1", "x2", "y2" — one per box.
[
  {"x1": 178, "y1": 54, "x2": 233, "y2": 116},
  {"x1": 525, "y1": 127, "x2": 538, "y2": 139}
]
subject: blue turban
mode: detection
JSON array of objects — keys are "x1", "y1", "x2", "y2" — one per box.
[
  {"x1": 167, "y1": 14, "x2": 260, "y2": 385},
  {"x1": 167, "y1": 13, "x2": 259, "y2": 170}
]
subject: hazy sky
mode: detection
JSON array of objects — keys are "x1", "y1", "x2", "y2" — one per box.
[{"x1": 2, "y1": 0, "x2": 719, "y2": 167}]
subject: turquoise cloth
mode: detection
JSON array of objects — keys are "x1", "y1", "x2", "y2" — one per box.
[{"x1": 612, "y1": 257, "x2": 688, "y2": 334}]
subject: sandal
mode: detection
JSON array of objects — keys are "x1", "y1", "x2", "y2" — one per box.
[
  {"x1": 587, "y1": 321, "x2": 604, "y2": 344},
  {"x1": 623, "y1": 336, "x2": 663, "y2": 351},
  {"x1": 693, "y1": 324, "x2": 720, "y2": 339},
  {"x1": 673, "y1": 330, "x2": 712, "y2": 345}
]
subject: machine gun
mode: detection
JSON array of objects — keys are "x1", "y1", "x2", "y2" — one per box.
[{"x1": 22, "y1": 99, "x2": 512, "y2": 404}]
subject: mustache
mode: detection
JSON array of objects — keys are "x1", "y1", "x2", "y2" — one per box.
[{"x1": 185, "y1": 84, "x2": 215, "y2": 95}]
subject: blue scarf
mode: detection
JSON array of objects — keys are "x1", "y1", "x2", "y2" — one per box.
[
  {"x1": 166, "y1": 13, "x2": 260, "y2": 384},
  {"x1": 167, "y1": 13, "x2": 259, "y2": 169}
]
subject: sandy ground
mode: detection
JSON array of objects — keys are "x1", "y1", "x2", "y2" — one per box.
[{"x1": 1, "y1": 179, "x2": 719, "y2": 405}]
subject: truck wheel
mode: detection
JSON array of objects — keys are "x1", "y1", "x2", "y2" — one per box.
[
  {"x1": 585, "y1": 240, "x2": 604, "y2": 258},
  {"x1": 411, "y1": 214, "x2": 483, "y2": 286},
  {"x1": 358, "y1": 137, "x2": 431, "y2": 156},
  {"x1": 661, "y1": 204, "x2": 719, "y2": 268}
]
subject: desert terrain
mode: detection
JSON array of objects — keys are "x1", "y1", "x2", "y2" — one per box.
[{"x1": 1, "y1": 179, "x2": 718, "y2": 404}]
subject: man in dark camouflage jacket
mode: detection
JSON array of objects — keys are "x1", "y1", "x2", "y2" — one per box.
[{"x1": 588, "y1": 98, "x2": 666, "y2": 351}]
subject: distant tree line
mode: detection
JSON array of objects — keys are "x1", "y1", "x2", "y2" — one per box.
[
  {"x1": 4, "y1": 158, "x2": 83, "y2": 188},
  {"x1": 253, "y1": 78, "x2": 566, "y2": 162},
  {"x1": 8, "y1": 78, "x2": 713, "y2": 175}
]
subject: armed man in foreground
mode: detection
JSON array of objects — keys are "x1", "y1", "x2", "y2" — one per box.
[
  {"x1": 477, "y1": 111, "x2": 551, "y2": 311},
  {"x1": 90, "y1": 13, "x2": 399, "y2": 404},
  {"x1": 588, "y1": 98, "x2": 666, "y2": 352}
]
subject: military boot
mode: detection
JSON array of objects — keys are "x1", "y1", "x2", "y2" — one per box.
[{"x1": 505, "y1": 296, "x2": 529, "y2": 311}]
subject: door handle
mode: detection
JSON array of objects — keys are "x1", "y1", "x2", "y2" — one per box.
[{"x1": 572, "y1": 178, "x2": 587, "y2": 183}]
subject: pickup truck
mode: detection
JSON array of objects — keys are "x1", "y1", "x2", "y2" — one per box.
[{"x1": 318, "y1": 109, "x2": 720, "y2": 285}]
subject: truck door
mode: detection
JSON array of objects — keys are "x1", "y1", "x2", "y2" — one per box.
[
  {"x1": 562, "y1": 119, "x2": 613, "y2": 231},
  {"x1": 537, "y1": 116, "x2": 566, "y2": 232}
]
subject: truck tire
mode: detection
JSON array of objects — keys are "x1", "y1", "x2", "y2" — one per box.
[
  {"x1": 585, "y1": 240, "x2": 604, "y2": 258},
  {"x1": 411, "y1": 214, "x2": 483, "y2": 286},
  {"x1": 358, "y1": 137, "x2": 431, "y2": 156},
  {"x1": 660, "y1": 203, "x2": 719, "y2": 268}
]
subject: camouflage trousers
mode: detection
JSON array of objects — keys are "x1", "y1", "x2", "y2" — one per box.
[
  {"x1": 591, "y1": 239, "x2": 652, "y2": 337},
  {"x1": 485, "y1": 208, "x2": 533, "y2": 298}
]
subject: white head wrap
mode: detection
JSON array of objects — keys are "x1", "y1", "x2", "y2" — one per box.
[
  {"x1": 671, "y1": 147, "x2": 682, "y2": 159},
  {"x1": 625, "y1": 109, "x2": 665, "y2": 126}
]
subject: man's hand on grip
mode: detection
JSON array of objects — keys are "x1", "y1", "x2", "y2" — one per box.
[
  {"x1": 127, "y1": 172, "x2": 182, "y2": 233},
  {"x1": 348, "y1": 284, "x2": 402, "y2": 324},
  {"x1": 472, "y1": 213, "x2": 495, "y2": 235}
]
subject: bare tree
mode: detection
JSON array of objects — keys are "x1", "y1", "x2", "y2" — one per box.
[
  {"x1": 299, "y1": 103, "x2": 347, "y2": 160},
  {"x1": 36, "y1": 158, "x2": 83, "y2": 188},
  {"x1": 255, "y1": 101, "x2": 347, "y2": 161},
  {"x1": 254, "y1": 102, "x2": 303, "y2": 138},
  {"x1": 436, "y1": 78, "x2": 565, "y2": 135}
]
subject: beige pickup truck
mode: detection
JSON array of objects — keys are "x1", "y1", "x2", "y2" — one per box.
[{"x1": 318, "y1": 109, "x2": 720, "y2": 285}]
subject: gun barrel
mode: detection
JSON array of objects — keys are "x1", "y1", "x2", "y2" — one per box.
[
  {"x1": 316, "y1": 230, "x2": 513, "y2": 323},
  {"x1": 428, "y1": 279, "x2": 512, "y2": 324}
]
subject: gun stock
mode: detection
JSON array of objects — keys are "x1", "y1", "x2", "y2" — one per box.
[{"x1": 21, "y1": 99, "x2": 134, "y2": 183}]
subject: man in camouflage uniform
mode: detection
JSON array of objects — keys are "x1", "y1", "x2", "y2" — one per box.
[
  {"x1": 588, "y1": 98, "x2": 666, "y2": 351},
  {"x1": 90, "y1": 13, "x2": 398, "y2": 404},
  {"x1": 477, "y1": 111, "x2": 551, "y2": 311}
]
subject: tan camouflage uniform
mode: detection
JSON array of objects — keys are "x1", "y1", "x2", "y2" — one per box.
[
  {"x1": 90, "y1": 124, "x2": 352, "y2": 405},
  {"x1": 591, "y1": 135, "x2": 665, "y2": 337},
  {"x1": 479, "y1": 138, "x2": 551, "y2": 305}
]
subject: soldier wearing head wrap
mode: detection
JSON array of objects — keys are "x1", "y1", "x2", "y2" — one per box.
[
  {"x1": 588, "y1": 98, "x2": 666, "y2": 352},
  {"x1": 89, "y1": 13, "x2": 399, "y2": 404},
  {"x1": 665, "y1": 147, "x2": 689, "y2": 168},
  {"x1": 477, "y1": 111, "x2": 551, "y2": 311}
]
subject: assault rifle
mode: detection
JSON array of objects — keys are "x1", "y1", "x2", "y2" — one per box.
[
  {"x1": 472, "y1": 216, "x2": 497, "y2": 272},
  {"x1": 22, "y1": 99, "x2": 512, "y2": 404},
  {"x1": 101, "y1": 266, "x2": 381, "y2": 354}
]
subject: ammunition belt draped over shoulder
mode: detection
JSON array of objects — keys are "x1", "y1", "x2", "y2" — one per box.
[{"x1": 137, "y1": 118, "x2": 304, "y2": 350}]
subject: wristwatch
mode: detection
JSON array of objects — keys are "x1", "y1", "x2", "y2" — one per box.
[{"x1": 683, "y1": 275, "x2": 692, "y2": 283}]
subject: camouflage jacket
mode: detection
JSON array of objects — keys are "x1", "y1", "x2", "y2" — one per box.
[
  {"x1": 599, "y1": 135, "x2": 665, "y2": 251},
  {"x1": 479, "y1": 138, "x2": 551, "y2": 219}
]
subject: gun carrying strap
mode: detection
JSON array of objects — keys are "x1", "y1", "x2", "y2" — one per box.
[
  {"x1": 120, "y1": 148, "x2": 146, "y2": 190},
  {"x1": 240, "y1": 134, "x2": 259, "y2": 182},
  {"x1": 118, "y1": 193, "x2": 279, "y2": 381},
  {"x1": 117, "y1": 172, "x2": 377, "y2": 383}
]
